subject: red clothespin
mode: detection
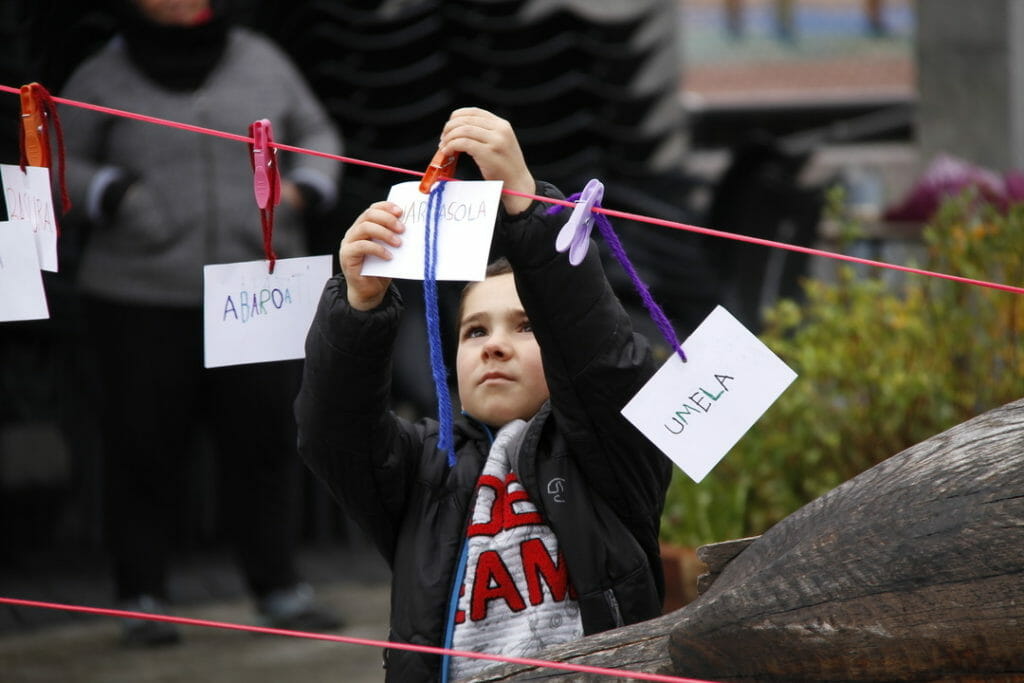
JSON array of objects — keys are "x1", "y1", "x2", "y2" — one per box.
[
  {"x1": 18, "y1": 82, "x2": 71, "y2": 215},
  {"x1": 419, "y1": 148, "x2": 460, "y2": 194},
  {"x1": 248, "y1": 118, "x2": 281, "y2": 273}
]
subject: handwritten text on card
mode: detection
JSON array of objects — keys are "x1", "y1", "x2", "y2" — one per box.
[
  {"x1": 203, "y1": 255, "x2": 331, "y2": 368},
  {"x1": 361, "y1": 180, "x2": 503, "y2": 282},
  {"x1": 622, "y1": 306, "x2": 796, "y2": 483},
  {"x1": 1, "y1": 165, "x2": 58, "y2": 272}
]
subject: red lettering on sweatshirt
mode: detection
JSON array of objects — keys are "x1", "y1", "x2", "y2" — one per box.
[
  {"x1": 466, "y1": 475, "x2": 504, "y2": 537},
  {"x1": 520, "y1": 538, "x2": 575, "y2": 605},
  {"x1": 470, "y1": 550, "x2": 526, "y2": 621},
  {"x1": 467, "y1": 472, "x2": 543, "y2": 538}
]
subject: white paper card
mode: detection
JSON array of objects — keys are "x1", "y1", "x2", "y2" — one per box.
[
  {"x1": 203, "y1": 255, "x2": 332, "y2": 368},
  {"x1": 1, "y1": 164, "x2": 58, "y2": 272},
  {"x1": 361, "y1": 180, "x2": 503, "y2": 282},
  {"x1": 622, "y1": 305, "x2": 797, "y2": 483},
  {"x1": 0, "y1": 220, "x2": 49, "y2": 322}
]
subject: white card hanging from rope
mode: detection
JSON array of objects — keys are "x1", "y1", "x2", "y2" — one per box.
[
  {"x1": 1, "y1": 164, "x2": 58, "y2": 272},
  {"x1": 622, "y1": 305, "x2": 797, "y2": 483},
  {"x1": 361, "y1": 180, "x2": 503, "y2": 282},
  {"x1": 0, "y1": 220, "x2": 49, "y2": 322},
  {"x1": 203, "y1": 255, "x2": 332, "y2": 368}
]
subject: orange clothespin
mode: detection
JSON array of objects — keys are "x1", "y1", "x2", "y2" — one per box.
[
  {"x1": 418, "y1": 148, "x2": 460, "y2": 194},
  {"x1": 248, "y1": 118, "x2": 280, "y2": 273},
  {"x1": 20, "y1": 85, "x2": 50, "y2": 168},
  {"x1": 18, "y1": 82, "x2": 71, "y2": 215}
]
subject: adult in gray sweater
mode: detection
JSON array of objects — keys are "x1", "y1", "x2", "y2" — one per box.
[{"x1": 60, "y1": 0, "x2": 342, "y2": 646}]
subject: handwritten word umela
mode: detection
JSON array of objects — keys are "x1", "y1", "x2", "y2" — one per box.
[
  {"x1": 664, "y1": 373, "x2": 736, "y2": 435},
  {"x1": 402, "y1": 199, "x2": 489, "y2": 224},
  {"x1": 223, "y1": 288, "x2": 293, "y2": 323}
]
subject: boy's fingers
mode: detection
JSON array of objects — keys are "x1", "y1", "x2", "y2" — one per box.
[
  {"x1": 360, "y1": 221, "x2": 403, "y2": 247},
  {"x1": 360, "y1": 202, "x2": 404, "y2": 225},
  {"x1": 345, "y1": 239, "x2": 393, "y2": 263},
  {"x1": 440, "y1": 128, "x2": 491, "y2": 153},
  {"x1": 344, "y1": 211, "x2": 405, "y2": 245},
  {"x1": 362, "y1": 208, "x2": 406, "y2": 234},
  {"x1": 448, "y1": 106, "x2": 493, "y2": 120},
  {"x1": 352, "y1": 201, "x2": 403, "y2": 227},
  {"x1": 442, "y1": 109, "x2": 495, "y2": 130},
  {"x1": 441, "y1": 113, "x2": 511, "y2": 145},
  {"x1": 441, "y1": 136, "x2": 485, "y2": 159},
  {"x1": 368, "y1": 200, "x2": 402, "y2": 214}
]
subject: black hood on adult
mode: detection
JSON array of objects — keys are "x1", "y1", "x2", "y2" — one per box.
[{"x1": 117, "y1": 1, "x2": 229, "y2": 91}]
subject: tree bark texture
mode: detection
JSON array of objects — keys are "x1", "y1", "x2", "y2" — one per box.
[{"x1": 670, "y1": 397, "x2": 1024, "y2": 681}]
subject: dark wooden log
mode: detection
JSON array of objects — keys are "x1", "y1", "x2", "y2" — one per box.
[
  {"x1": 695, "y1": 536, "x2": 759, "y2": 596},
  {"x1": 465, "y1": 610, "x2": 681, "y2": 681},
  {"x1": 667, "y1": 397, "x2": 1024, "y2": 681},
  {"x1": 467, "y1": 398, "x2": 1024, "y2": 682}
]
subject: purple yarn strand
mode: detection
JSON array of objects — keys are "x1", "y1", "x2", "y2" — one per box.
[
  {"x1": 594, "y1": 214, "x2": 686, "y2": 362},
  {"x1": 553, "y1": 189, "x2": 687, "y2": 362}
]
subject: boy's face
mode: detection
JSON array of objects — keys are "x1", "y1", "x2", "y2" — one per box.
[{"x1": 456, "y1": 273, "x2": 549, "y2": 427}]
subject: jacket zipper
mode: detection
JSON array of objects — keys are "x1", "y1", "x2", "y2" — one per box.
[{"x1": 440, "y1": 418, "x2": 493, "y2": 682}]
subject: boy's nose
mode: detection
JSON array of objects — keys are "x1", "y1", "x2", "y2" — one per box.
[{"x1": 483, "y1": 334, "x2": 511, "y2": 359}]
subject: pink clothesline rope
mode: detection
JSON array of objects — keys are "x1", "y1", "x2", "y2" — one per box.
[
  {"x1": 0, "y1": 596, "x2": 716, "y2": 683},
  {"x1": 2, "y1": 83, "x2": 1022, "y2": 296}
]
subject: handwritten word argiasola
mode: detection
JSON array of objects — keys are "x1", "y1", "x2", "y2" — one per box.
[{"x1": 401, "y1": 198, "x2": 489, "y2": 223}]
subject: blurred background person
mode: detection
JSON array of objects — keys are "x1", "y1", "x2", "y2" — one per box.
[{"x1": 58, "y1": 0, "x2": 343, "y2": 646}]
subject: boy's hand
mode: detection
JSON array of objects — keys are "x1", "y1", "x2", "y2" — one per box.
[
  {"x1": 339, "y1": 201, "x2": 405, "y2": 311},
  {"x1": 439, "y1": 107, "x2": 536, "y2": 215}
]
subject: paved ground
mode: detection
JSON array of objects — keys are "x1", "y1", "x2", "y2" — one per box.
[
  {"x1": 0, "y1": 582, "x2": 390, "y2": 683},
  {"x1": 0, "y1": 547, "x2": 393, "y2": 683}
]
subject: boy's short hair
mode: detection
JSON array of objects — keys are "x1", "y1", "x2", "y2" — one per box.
[{"x1": 455, "y1": 257, "x2": 513, "y2": 334}]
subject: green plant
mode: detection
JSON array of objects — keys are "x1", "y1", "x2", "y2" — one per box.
[{"x1": 660, "y1": 189, "x2": 1024, "y2": 548}]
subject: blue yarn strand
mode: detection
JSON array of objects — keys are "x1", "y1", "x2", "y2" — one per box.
[{"x1": 424, "y1": 181, "x2": 456, "y2": 466}]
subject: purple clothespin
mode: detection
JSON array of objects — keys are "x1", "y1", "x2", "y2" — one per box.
[{"x1": 554, "y1": 178, "x2": 604, "y2": 265}]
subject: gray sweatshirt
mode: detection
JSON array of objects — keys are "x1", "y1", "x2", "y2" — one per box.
[{"x1": 61, "y1": 27, "x2": 341, "y2": 306}]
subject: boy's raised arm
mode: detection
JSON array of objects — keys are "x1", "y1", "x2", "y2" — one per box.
[{"x1": 296, "y1": 206, "x2": 421, "y2": 565}]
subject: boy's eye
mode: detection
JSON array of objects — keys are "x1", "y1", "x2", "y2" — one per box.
[
  {"x1": 520, "y1": 321, "x2": 533, "y2": 333},
  {"x1": 465, "y1": 326, "x2": 486, "y2": 339}
]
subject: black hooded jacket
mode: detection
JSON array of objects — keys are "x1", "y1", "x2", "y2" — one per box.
[{"x1": 295, "y1": 182, "x2": 672, "y2": 681}]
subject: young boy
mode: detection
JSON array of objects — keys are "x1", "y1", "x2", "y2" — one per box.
[{"x1": 295, "y1": 108, "x2": 672, "y2": 681}]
